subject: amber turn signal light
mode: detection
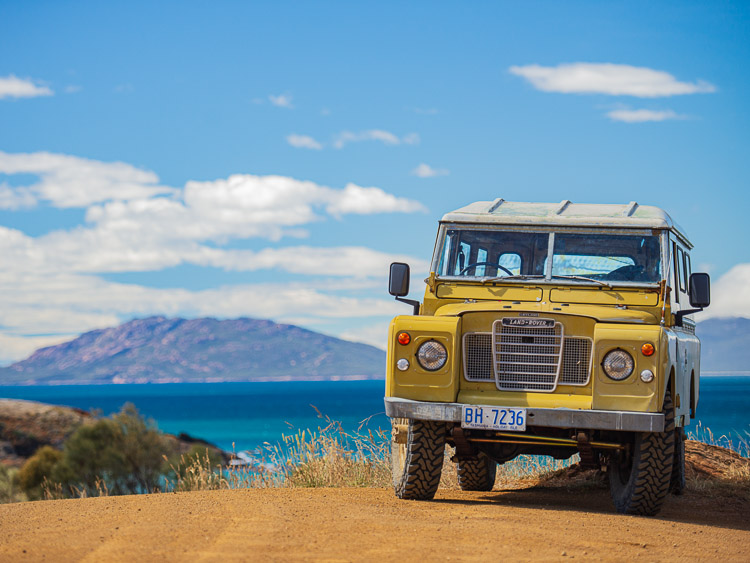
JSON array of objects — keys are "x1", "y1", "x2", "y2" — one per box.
[
  {"x1": 397, "y1": 332, "x2": 411, "y2": 345},
  {"x1": 641, "y1": 343, "x2": 655, "y2": 356}
]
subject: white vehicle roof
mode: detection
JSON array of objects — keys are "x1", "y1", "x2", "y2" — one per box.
[{"x1": 441, "y1": 199, "x2": 690, "y2": 245}]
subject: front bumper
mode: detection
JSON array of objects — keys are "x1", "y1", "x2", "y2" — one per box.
[{"x1": 384, "y1": 397, "x2": 664, "y2": 433}]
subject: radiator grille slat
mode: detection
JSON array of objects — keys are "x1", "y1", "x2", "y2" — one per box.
[
  {"x1": 493, "y1": 320, "x2": 562, "y2": 392},
  {"x1": 462, "y1": 325, "x2": 592, "y2": 389}
]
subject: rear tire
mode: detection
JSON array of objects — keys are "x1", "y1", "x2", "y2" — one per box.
[
  {"x1": 608, "y1": 391, "x2": 675, "y2": 516},
  {"x1": 391, "y1": 417, "x2": 446, "y2": 500},
  {"x1": 457, "y1": 453, "x2": 497, "y2": 491},
  {"x1": 670, "y1": 426, "x2": 686, "y2": 495}
]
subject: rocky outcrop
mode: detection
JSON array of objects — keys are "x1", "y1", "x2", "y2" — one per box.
[{"x1": 0, "y1": 399, "x2": 225, "y2": 468}]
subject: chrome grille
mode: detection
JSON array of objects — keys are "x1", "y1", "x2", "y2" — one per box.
[
  {"x1": 463, "y1": 324, "x2": 593, "y2": 390},
  {"x1": 559, "y1": 337, "x2": 592, "y2": 385},
  {"x1": 492, "y1": 320, "x2": 563, "y2": 392},
  {"x1": 463, "y1": 333, "x2": 493, "y2": 381}
]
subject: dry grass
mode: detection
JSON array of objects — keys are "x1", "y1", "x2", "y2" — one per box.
[
  {"x1": 236, "y1": 412, "x2": 391, "y2": 489},
  {"x1": 684, "y1": 423, "x2": 750, "y2": 497},
  {"x1": 166, "y1": 411, "x2": 583, "y2": 494},
  {"x1": 160, "y1": 412, "x2": 392, "y2": 492},
  {"x1": 0, "y1": 466, "x2": 27, "y2": 503},
  {"x1": 164, "y1": 451, "x2": 228, "y2": 492},
  {"x1": 687, "y1": 421, "x2": 750, "y2": 457},
  {"x1": 15, "y1": 412, "x2": 749, "y2": 499}
]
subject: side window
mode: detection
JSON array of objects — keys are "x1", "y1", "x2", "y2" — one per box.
[
  {"x1": 683, "y1": 252, "x2": 692, "y2": 290},
  {"x1": 675, "y1": 246, "x2": 685, "y2": 292},
  {"x1": 673, "y1": 243, "x2": 681, "y2": 304},
  {"x1": 498, "y1": 253, "x2": 522, "y2": 275}
]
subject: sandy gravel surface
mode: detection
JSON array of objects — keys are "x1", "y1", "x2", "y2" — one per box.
[{"x1": 0, "y1": 487, "x2": 748, "y2": 562}]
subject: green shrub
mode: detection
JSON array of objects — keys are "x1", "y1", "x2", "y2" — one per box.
[
  {"x1": 60, "y1": 403, "x2": 174, "y2": 496},
  {"x1": 18, "y1": 446, "x2": 64, "y2": 500},
  {"x1": 18, "y1": 403, "x2": 176, "y2": 499}
]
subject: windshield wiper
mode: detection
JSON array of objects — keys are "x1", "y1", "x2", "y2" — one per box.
[
  {"x1": 550, "y1": 275, "x2": 612, "y2": 288},
  {"x1": 482, "y1": 274, "x2": 545, "y2": 284}
]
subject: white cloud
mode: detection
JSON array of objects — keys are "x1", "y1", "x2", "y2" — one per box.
[
  {"x1": 411, "y1": 163, "x2": 449, "y2": 178},
  {"x1": 286, "y1": 134, "x2": 323, "y2": 150},
  {"x1": 64, "y1": 85, "x2": 82, "y2": 94},
  {"x1": 0, "y1": 182, "x2": 36, "y2": 209},
  {"x1": 697, "y1": 264, "x2": 750, "y2": 321},
  {"x1": 338, "y1": 321, "x2": 390, "y2": 350},
  {"x1": 0, "y1": 151, "x2": 427, "y2": 270},
  {"x1": 509, "y1": 63, "x2": 716, "y2": 98},
  {"x1": 0, "y1": 151, "x2": 175, "y2": 208},
  {"x1": 34, "y1": 180, "x2": 425, "y2": 273},
  {"x1": 606, "y1": 108, "x2": 686, "y2": 123},
  {"x1": 326, "y1": 183, "x2": 426, "y2": 217},
  {"x1": 269, "y1": 93, "x2": 294, "y2": 108},
  {"x1": 333, "y1": 130, "x2": 420, "y2": 149},
  {"x1": 183, "y1": 246, "x2": 430, "y2": 278},
  {"x1": 0, "y1": 75, "x2": 53, "y2": 99}
]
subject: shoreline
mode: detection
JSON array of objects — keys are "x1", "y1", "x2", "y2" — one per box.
[{"x1": 0, "y1": 375, "x2": 387, "y2": 386}]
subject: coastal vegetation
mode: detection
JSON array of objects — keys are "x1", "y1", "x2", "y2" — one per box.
[
  {"x1": 1, "y1": 399, "x2": 747, "y2": 504},
  {"x1": 18, "y1": 404, "x2": 173, "y2": 499}
]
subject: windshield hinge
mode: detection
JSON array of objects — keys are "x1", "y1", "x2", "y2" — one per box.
[{"x1": 424, "y1": 271, "x2": 437, "y2": 294}]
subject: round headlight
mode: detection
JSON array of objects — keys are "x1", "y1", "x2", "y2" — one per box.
[
  {"x1": 602, "y1": 349, "x2": 634, "y2": 381},
  {"x1": 416, "y1": 340, "x2": 448, "y2": 371}
]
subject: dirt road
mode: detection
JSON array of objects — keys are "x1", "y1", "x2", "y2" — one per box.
[{"x1": 0, "y1": 487, "x2": 748, "y2": 561}]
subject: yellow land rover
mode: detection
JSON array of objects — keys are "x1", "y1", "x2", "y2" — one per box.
[{"x1": 385, "y1": 199, "x2": 710, "y2": 516}]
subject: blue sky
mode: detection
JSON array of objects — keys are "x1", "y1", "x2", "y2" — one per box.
[{"x1": 0, "y1": 1, "x2": 748, "y2": 364}]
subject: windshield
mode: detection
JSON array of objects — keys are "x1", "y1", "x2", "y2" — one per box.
[{"x1": 436, "y1": 228, "x2": 662, "y2": 284}]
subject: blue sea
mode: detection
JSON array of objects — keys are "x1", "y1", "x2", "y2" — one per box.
[{"x1": 0, "y1": 376, "x2": 748, "y2": 453}]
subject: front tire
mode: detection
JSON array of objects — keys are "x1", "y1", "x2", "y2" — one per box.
[
  {"x1": 391, "y1": 417, "x2": 446, "y2": 500},
  {"x1": 457, "y1": 453, "x2": 497, "y2": 491},
  {"x1": 608, "y1": 391, "x2": 676, "y2": 516}
]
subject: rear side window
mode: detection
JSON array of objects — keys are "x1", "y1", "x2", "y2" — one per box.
[{"x1": 675, "y1": 246, "x2": 685, "y2": 293}]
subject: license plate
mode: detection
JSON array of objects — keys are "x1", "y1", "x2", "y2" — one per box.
[{"x1": 461, "y1": 405, "x2": 527, "y2": 431}]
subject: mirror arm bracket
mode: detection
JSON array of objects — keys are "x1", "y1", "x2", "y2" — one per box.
[
  {"x1": 673, "y1": 308, "x2": 703, "y2": 327},
  {"x1": 395, "y1": 297, "x2": 420, "y2": 315}
]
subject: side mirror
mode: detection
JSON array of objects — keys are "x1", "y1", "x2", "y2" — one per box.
[
  {"x1": 689, "y1": 272, "x2": 711, "y2": 309},
  {"x1": 674, "y1": 272, "x2": 710, "y2": 326},
  {"x1": 389, "y1": 262, "x2": 410, "y2": 297},
  {"x1": 388, "y1": 262, "x2": 420, "y2": 315},
  {"x1": 689, "y1": 272, "x2": 710, "y2": 308}
]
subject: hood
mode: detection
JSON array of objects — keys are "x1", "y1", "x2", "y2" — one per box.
[{"x1": 434, "y1": 301, "x2": 657, "y2": 324}]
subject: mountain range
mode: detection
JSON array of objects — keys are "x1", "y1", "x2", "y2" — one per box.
[
  {"x1": 0, "y1": 315, "x2": 746, "y2": 385},
  {"x1": 0, "y1": 317, "x2": 386, "y2": 385}
]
